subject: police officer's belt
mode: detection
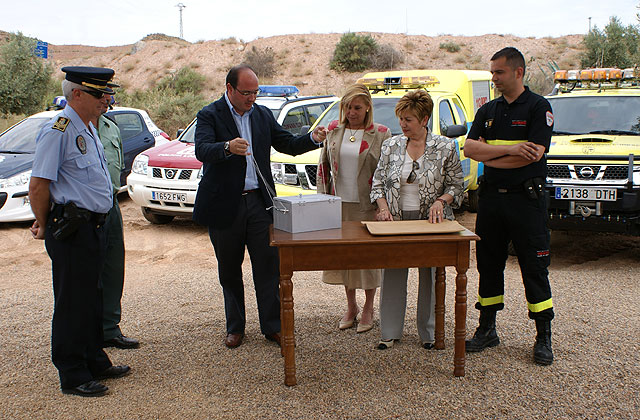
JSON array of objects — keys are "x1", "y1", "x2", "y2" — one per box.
[{"x1": 52, "y1": 203, "x2": 107, "y2": 225}]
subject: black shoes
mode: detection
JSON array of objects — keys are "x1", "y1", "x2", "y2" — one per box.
[
  {"x1": 103, "y1": 334, "x2": 140, "y2": 349},
  {"x1": 61, "y1": 366, "x2": 130, "y2": 397},
  {"x1": 533, "y1": 319, "x2": 554, "y2": 365},
  {"x1": 465, "y1": 310, "x2": 500, "y2": 352},
  {"x1": 94, "y1": 365, "x2": 131, "y2": 380},
  {"x1": 62, "y1": 380, "x2": 108, "y2": 397}
]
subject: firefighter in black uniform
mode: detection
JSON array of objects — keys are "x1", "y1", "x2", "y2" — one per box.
[{"x1": 464, "y1": 47, "x2": 555, "y2": 365}]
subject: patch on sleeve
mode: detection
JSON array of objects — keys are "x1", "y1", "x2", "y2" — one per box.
[
  {"x1": 52, "y1": 117, "x2": 70, "y2": 132},
  {"x1": 76, "y1": 135, "x2": 87, "y2": 154},
  {"x1": 546, "y1": 111, "x2": 554, "y2": 127},
  {"x1": 484, "y1": 119, "x2": 493, "y2": 128}
]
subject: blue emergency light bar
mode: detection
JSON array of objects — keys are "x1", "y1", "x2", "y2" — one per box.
[
  {"x1": 53, "y1": 96, "x2": 67, "y2": 108},
  {"x1": 258, "y1": 85, "x2": 299, "y2": 97}
]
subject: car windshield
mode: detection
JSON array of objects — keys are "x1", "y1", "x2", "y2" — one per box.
[
  {"x1": 548, "y1": 96, "x2": 640, "y2": 135},
  {"x1": 0, "y1": 117, "x2": 51, "y2": 153},
  {"x1": 315, "y1": 98, "x2": 433, "y2": 136},
  {"x1": 178, "y1": 120, "x2": 196, "y2": 144}
]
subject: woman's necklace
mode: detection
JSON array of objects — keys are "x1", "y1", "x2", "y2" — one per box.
[{"x1": 347, "y1": 125, "x2": 361, "y2": 142}]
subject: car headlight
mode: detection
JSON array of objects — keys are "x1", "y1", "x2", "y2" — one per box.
[
  {"x1": 0, "y1": 170, "x2": 31, "y2": 189},
  {"x1": 132, "y1": 154, "x2": 149, "y2": 175},
  {"x1": 271, "y1": 162, "x2": 284, "y2": 184}
]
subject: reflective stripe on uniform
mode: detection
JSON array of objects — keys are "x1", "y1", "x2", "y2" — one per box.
[
  {"x1": 478, "y1": 294, "x2": 504, "y2": 307},
  {"x1": 528, "y1": 297, "x2": 553, "y2": 313},
  {"x1": 485, "y1": 139, "x2": 528, "y2": 146}
]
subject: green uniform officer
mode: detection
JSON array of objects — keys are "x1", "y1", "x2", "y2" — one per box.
[{"x1": 96, "y1": 100, "x2": 140, "y2": 350}]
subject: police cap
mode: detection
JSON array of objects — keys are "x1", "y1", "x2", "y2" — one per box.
[{"x1": 61, "y1": 66, "x2": 117, "y2": 94}]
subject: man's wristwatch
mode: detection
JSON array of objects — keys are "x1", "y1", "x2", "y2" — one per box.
[{"x1": 224, "y1": 141, "x2": 230, "y2": 154}]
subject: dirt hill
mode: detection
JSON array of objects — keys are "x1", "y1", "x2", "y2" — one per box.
[{"x1": 35, "y1": 32, "x2": 584, "y2": 99}]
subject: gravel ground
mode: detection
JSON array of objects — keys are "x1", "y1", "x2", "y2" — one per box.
[{"x1": 1, "y1": 196, "x2": 639, "y2": 419}]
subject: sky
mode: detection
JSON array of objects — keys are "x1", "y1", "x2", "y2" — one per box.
[{"x1": 1, "y1": 0, "x2": 639, "y2": 47}]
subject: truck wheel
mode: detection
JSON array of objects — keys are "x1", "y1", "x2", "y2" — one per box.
[
  {"x1": 141, "y1": 207, "x2": 174, "y2": 224},
  {"x1": 467, "y1": 189, "x2": 479, "y2": 213}
]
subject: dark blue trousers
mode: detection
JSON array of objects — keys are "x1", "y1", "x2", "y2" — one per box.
[{"x1": 45, "y1": 217, "x2": 112, "y2": 388}]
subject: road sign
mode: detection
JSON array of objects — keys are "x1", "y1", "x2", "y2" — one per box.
[{"x1": 34, "y1": 41, "x2": 48, "y2": 59}]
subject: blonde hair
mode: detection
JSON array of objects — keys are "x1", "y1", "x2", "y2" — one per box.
[
  {"x1": 395, "y1": 90, "x2": 434, "y2": 123},
  {"x1": 339, "y1": 84, "x2": 373, "y2": 128}
]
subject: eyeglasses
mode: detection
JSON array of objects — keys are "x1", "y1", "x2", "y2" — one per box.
[
  {"x1": 234, "y1": 87, "x2": 261, "y2": 96},
  {"x1": 78, "y1": 89, "x2": 106, "y2": 99},
  {"x1": 407, "y1": 160, "x2": 419, "y2": 184}
]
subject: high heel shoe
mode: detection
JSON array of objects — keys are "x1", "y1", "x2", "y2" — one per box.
[
  {"x1": 377, "y1": 339, "x2": 397, "y2": 350},
  {"x1": 356, "y1": 309, "x2": 374, "y2": 333},
  {"x1": 356, "y1": 321, "x2": 373, "y2": 333},
  {"x1": 339, "y1": 309, "x2": 359, "y2": 330}
]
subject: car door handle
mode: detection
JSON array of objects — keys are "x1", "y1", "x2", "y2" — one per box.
[{"x1": 143, "y1": 137, "x2": 152, "y2": 143}]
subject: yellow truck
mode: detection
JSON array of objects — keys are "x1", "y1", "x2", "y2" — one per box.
[
  {"x1": 545, "y1": 68, "x2": 640, "y2": 234},
  {"x1": 270, "y1": 69, "x2": 495, "y2": 211}
]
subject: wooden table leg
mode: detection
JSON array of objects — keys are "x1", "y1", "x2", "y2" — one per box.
[
  {"x1": 434, "y1": 267, "x2": 446, "y2": 350},
  {"x1": 280, "y1": 269, "x2": 296, "y2": 386},
  {"x1": 454, "y1": 267, "x2": 468, "y2": 377}
]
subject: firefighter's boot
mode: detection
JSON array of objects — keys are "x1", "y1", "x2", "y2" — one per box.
[
  {"x1": 533, "y1": 319, "x2": 553, "y2": 365},
  {"x1": 465, "y1": 310, "x2": 499, "y2": 352}
]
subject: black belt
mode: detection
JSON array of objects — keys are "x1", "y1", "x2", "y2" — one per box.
[
  {"x1": 52, "y1": 203, "x2": 107, "y2": 226},
  {"x1": 242, "y1": 189, "x2": 260, "y2": 195},
  {"x1": 495, "y1": 185, "x2": 525, "y2": 193}
]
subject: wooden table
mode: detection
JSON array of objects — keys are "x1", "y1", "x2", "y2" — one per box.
[{"x1": 270, "y1": 221, "x2": 479, "y2": 386}]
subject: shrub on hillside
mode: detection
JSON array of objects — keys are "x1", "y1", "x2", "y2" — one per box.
[
  {"x1": 157, "y1": 66, "x2": 206, "y2": 94},
  {"x1": 330, "y1": 33, "x2": 378, "y2": 72},
  {"x1": 116, "y1": 66, "x2": 209, "y2": 138},
  {"x1": 243, "y1": 46, "x2": 276, "y2": 79},
  {"x1": 370, "y1": 43, "x2": 404, "y2": 70},
  {"x1": 439, "y1": 41, "x2": 461, "y2": 53}
]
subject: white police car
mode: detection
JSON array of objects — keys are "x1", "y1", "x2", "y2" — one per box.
[{"x1": 0, "y1": 106, "x2": 170, "y2": 222}]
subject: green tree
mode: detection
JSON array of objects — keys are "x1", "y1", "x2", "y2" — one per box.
[
  {"x1": 581, "y1": 17, "x2": 639, "y2": 68},
  {"x1": 0, "y1": 32, "x2": 53, "y2": 115},
  {"x1": 330, "y1": 33, "x2": 378, "y2": 72}
]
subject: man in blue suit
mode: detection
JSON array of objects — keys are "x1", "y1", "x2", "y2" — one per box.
[{"x1": 194, "y1": 65, "x2": 327, "y2": 349}]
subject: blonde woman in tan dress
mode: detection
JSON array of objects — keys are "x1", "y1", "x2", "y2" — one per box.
[{"x1": 317, "y1": 84, "x2": 392, "y2": 333}]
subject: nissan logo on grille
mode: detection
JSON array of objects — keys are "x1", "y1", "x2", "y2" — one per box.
[
  {"x1": 165, "y1": 169, "x2": 177, "y2": 179},
  {"x1": 578, "y1": 166, "x2": 595, "y2": 179}
]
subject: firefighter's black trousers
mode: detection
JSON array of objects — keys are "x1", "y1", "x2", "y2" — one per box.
[{"x1": 475, "y1": 183, "x2": 554, "y2": 321}]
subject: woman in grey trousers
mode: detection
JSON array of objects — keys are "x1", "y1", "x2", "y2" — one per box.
[{"x1": 370, "y1": 90, "x2": 463, "y2": 349}]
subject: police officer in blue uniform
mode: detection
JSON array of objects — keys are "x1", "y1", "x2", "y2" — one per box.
[
  {"x1": 464, "y1": 47, "x2": 555, "y2": 365},
  {"x1": 29, "y1": 66, "x2": 131, "y2": 397}
]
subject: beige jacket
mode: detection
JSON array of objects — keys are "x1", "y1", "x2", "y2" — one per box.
[
  {"x1": 317, "y1": 120, "x2": 392, "y2": 212},
  {"x1": 370, "y1": 132, "x2": 464, "y2": 220}
]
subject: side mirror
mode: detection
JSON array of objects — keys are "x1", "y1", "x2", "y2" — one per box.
[
  {"x1": 443, "y1": 124, "x2": 467, "y2": 138},
  {"x1": 176, "y1": 128, "x2": 184, "y2": 138}
]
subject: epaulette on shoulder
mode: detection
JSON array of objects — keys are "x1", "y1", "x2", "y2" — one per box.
[{"x1": 52, "y1": 116, "x2": 70, "y2": 132}]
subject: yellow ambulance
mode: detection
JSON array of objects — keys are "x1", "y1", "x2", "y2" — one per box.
[{"x1": 271, "y1": 69, "x2": 494, "y2": 211}]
